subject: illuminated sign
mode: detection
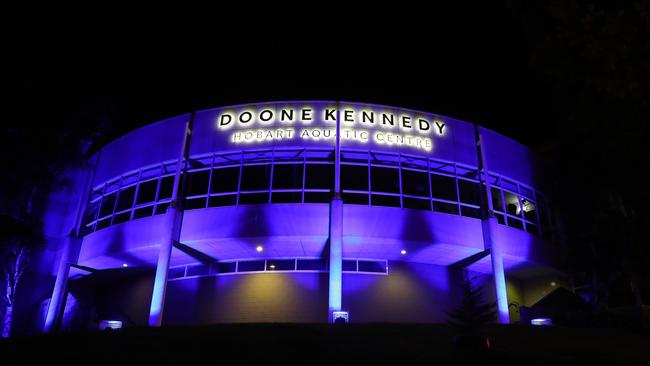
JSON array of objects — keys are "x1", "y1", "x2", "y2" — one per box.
[{"x1": 215, "y1": 103, "x2": 448, "y2": 152}]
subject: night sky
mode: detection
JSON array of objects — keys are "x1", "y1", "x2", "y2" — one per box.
[{"x1": 8, "y1": 2, "x2": 557, "y2": 149}]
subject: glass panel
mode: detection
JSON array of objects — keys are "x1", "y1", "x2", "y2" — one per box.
[
  {"x1": 495, "y1": 212, "x2": 505, "y2": 225},
  {"x1": 342, "y1": 260, "x2": 357, "y2": 272},
  {"x1": 186, "y1": 170, "x2": 210, "y2": 196},
  {"x1": 112, "y1": 211, "x2": 130, "y2": 225},
  {"x1": 82, "y1": 201, "x2": 99, "y2": 225},
  {"x1": 211, "y1": 167, "x2": 240, "y2": 193},
  {"x1": 184, "y1": 197, "x2": 207, "y2": 210},
  {"x1": 507, "y1": 217, "x2": 524, "y2": 230},
  {"x1": 304, "y1": 192, "x2": 331, "y2": 203},
  {"x1": 169, "y1": 267, "x2": 186, "y2": 279},
  {"x1": 503, "y1": 191, "x2": 521, "y2": 216},
  {"x1": 186, "y1": 264, "x2": 209, "y2": 276},
  {"x1": 240, "y1": 165, "x2": 271, "y2": 191},
  {"x1": 461, "y1": 206, "x2": 481, "y2": 219},
  {"x1": 208, "y1": 195, "x2": 237, "y2": 207},
  {"x1": 239, "y1": 193, "x2": 269, "y2": 204},
  {"x1": 358, "y1": 260, "x2": 387, "y2": 273},
  {"x1": 342, "y1": 193, "x2": 368, "y2": 205},
  {"x1": 526, "y1": 224, "x2": 539, "y2": 235},
  {"x1": 272, "y1": 164, "x2": 303, "y2": 189},
  {"x1": 116, "y1": 185, "x2": 136, "y2": 212},
  {"x1": 154, "y1": 202, "x2": 170, "y2": 215},
  {"x1": 297, "y1": 259, "x2": 327, "y2": 271},
  {"x1": 96, "y1": 217, "x2": 111, "y2": 230},
  {"x1": 304, "y1": 164, "x2": 334, "y2": 190},
  {"x1": 133, "y1": 205, "x2": 154, "y2": 219},
  {"x1": 458, "y1": 179, "x2": 481, "y2": 206},
  {"x1": 237, "y1": 260, "x2": 266, "y2": 272},
  {"x1": 158, "y1": 176, "x2": 174, "y2": 200},
  {"x1": 491, "y1": 187, "x2": 504, "y2": 212},
  {"x1": 136, "y1": 179, "x2": 158, "y2": 204},
  {"x1": 402, "y1": 169, "x2": 429, "y2": 197},
  {"x1": 433, "y1": 201, "x2": 459, "y2": 215},
  {"x1": 522, "y1": 199, "x2": 538, "y2": 223},
  {"x1": 370, "y1": 167, "x2": 399, "y2": 193},
  {"x1": 341, "y1": 165, "x2": 368, "y2": 191},
  {"x1": 403, "y1": 197, "x2": 430, "y2": 210},
  {"x1": 271, "y1": 192, "x2": 302, "y2": 203},
  {"x1": 266, "y1": 259, "x2": 295, "y2": 271},
  {"x1": 99, "y1": 193, "x2": 116, "y2": 218},
  {"x1": 371, "y1": 194, "x2": 400, "y2": 207},
  {"x1": 430, "y1": 174, "x2": 457, "y2": 201},
  {"x1": 214, "y1": 262, "x2": 236, "y2": 274}
]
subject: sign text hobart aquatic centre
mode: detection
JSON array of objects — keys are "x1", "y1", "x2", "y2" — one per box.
[{"x1": 215, "y1": 104, "x2": 448, "y2": 152}]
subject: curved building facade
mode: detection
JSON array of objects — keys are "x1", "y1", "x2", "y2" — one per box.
[{"x1": 38, "y1": 101, "x2": 564, "y2": 330}]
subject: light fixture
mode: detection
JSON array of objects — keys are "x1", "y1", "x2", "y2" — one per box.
[
  {"x1": 269, "y1": 264, "x2": 276, "y2": 270},
  {"x1": 400, "y1": 249, "x2": 407, "y2": 255},
  {"x1": 122, "y1": 263, "x2": 128, "y2": 268},
  {"x1": 256, "y1": 245, "x2": 263, "y2": 252},
  {"x1": 550, "y1": 281, "x2": 557, "y2": 287}
]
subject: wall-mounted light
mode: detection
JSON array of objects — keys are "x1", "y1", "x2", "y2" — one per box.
[
  {"x1": 256, "y1": 245, "x2": 263, "y2": 253},
  {"x1": 122, "y1": 263, "x2": 128, "y2": 268},
  {"x1": 400, "y1": 249, "x2": 407, "y2": 255}
]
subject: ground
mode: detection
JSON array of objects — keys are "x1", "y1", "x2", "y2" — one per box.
[{"x1": 1, "y1": 324, "x2": 648, "y2": 365}]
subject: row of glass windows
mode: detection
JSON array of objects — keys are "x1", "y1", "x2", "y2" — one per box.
[
  {"x1": 81, "y1": 148, "x2": 552, "y2": 239},
  {"x1": 168, "y1": 258, "x2": 388, "y2": 280}
]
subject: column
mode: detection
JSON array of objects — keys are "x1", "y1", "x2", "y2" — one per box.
[
  {"x1": 43, "y1": 235, "x2": 81, "y2": 332},
  {"x1": 328, "y1": 104, "x2": 343, "y2": 322},
  {"x1": 148, "y1": 115, "x2": 193, "y2": 327}
]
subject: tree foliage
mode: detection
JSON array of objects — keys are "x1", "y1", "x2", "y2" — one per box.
[{"x1": 447, "y1": 271, "x2": 497, "y2": 333}]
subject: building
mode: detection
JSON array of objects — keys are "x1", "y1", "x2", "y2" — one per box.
[{"x1": 30, "y1": 101, "x2": 565, "y2": 331}]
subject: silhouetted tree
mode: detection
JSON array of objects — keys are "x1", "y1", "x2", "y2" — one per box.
[{"x1": 448, "y1": 270, "x2": 497, "y2": 334}]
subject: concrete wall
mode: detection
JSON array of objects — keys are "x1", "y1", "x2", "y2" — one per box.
[{"x1": 164, "y1": 272, "x2": 329, "y2": 324}]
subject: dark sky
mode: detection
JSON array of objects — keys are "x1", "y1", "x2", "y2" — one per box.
[{"x1": 11, "y1": 2, "x2": 556, "y2": 149}]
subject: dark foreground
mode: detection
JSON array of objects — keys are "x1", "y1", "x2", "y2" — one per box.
[{"x1": 1, "y1": 324, "x2": 649, "y2": 365}]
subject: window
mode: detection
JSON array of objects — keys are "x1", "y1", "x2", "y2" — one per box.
[
  {"x1": 186, "y1": 264, "x2": 209, "y2": 276},
  {"x1": 184, "y1": 197, "x2": 207, "y2": 210},
  {"x1": 208, "y1": 195, "x2": 237, "y2": 207},
  {"x1": 430, "y1": 174, "x2": 457, "y2": 201},
  {"x1": 271, "y1": 192, "x2": 302, "y2": 203},
  {"x1": 237, "y1": 260, "x2": 266, "y2": 272},
  {"x1": 304, "y1": 164, "x2": 334, "y2": 190},
  {"x1": 99, "y1": 193, "x2": 116, "y2": 218},
  {"x1": 503, "y1": 191, "x2": 521, "y2": 216},
  {"x1": 266, "y1": 259, "x2": 296, "y2": 271},
  {"x1": 116, "y1": 185, "x2": 136, "y2": 212},
  {"x1": 304, "y1": 192, "x2": 331, "y2": 203},
  {"x1": 185, "y1": 170, "x2": 210, "y2": 196},
  {"x1": 297, "y1": 259, "x2": 327, "y2": 271},
  {"x1": 402, "y1": 169, "x2": 429, "y2": 197},
  {"x1": 211, "y1": 167, "x2": 240, "y2": 193},
  {"x1": 272, "y1": 164, "x2": 303, "y2": 190},
  {"x1": 371, "y1": 194, "x2": 400, "y2": 208},
  {"x1": 458, "y1": 179, "x2": 481, "y2": 206},
  {"x1": 133, "y1": 205, "x2": 154, "y2": 219},
  {"x1": 158, "y1": 176, "x2": 174, "y2": 200},
  {"x1": 433, "y1": 201, "x2": 459, "y2": 215},
  {"x1": 341, "y1": 165, "x2": 368, "y2": 191},
  {"x1": 240, "y1": 165, "x2": 270, "y2": 191},
  {"x1": 370, "y1": 167, "x2": 399, "y2": 193},
  {"x1": 213, "y1": 262, "x2": 236, "y2": 274},
  {"x1": 403, "y1": 197, "x2": 430, "y2": 210},
  {"x1": 136, "y1": 179, "x2": 158, "y2": 204},
  {"x1": 342, "y1": 193, "x2": 368, "y2": 205},
  {"x1": 358, "y1": 260, "x2": 387, "y2": 273},
  {"x1": 239, "y1": 192, "x2": 269, "y2": 204},
  {"x1": 342, "y1": 260, "x2": 357, "y2": 271},
  {"x1": 491, "y1": 188, "x2": 504, "y2": 212}
]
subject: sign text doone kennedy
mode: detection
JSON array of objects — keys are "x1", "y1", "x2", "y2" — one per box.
[{"x1": 215, "y1": 104, "x2": 448, "y2": 152}]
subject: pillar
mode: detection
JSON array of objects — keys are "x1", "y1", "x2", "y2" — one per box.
[{"x1": 43, "y1": 235, "x2": 81, "y2": 332}]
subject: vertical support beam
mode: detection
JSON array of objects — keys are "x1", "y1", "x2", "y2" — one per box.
[
  {"x1": 328, "y1": 104, "x2": 343, "y2": 322},
  {"x1": 44, "y1": 150, "x2": 97, "y2": 333},
  {"x1": 148, "y1": 114, "x2": 193, "y2": 327},
  {"x1": 475, "y1": 125, "x2": 509, "y2": 324},
  {"x1": 43, "y1": 235, "x2": 81, "y2": 332}
]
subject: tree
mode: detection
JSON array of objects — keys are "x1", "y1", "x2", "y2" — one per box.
[
  {"x1": 447, "y1": 270, "x2": 497, "y2": 334},
  {"x1": 0, "y1": 214, "x2": 44, "y2": 338}
]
